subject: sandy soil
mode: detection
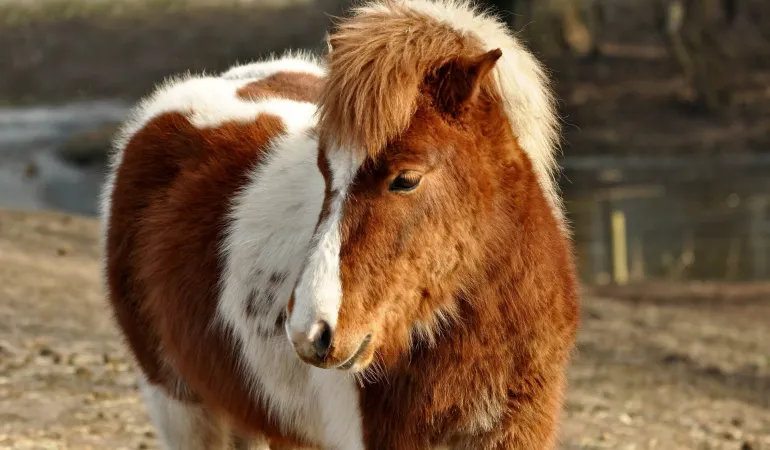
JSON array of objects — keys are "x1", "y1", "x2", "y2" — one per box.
[
  {"x1": 1, "y1": 210, "x2": 768, "y2": 450},
  {"x1": 0, "y1": 210, "x2": 152, "y2": 450}
]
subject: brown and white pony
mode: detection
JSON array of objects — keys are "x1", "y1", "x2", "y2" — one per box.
[{"x1": 100, "y1": 1, "x2": 579, "y2": 449}]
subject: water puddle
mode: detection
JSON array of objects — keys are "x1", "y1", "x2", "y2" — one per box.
[{"x1": 0, "y1": 100, "x2": 128, "y2": 216}]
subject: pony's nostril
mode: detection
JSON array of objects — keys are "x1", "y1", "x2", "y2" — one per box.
[{"x1": 311, "y1": 320, "x2": 333, "y2": 360}]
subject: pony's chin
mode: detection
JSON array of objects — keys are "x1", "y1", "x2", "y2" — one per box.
[
  {"x1": 340, "y1": 360, "x2": 372, "y2": 374},
  {"x1": 341, "y1": 353, "x2": 375, "y2": 373},
  {"x1": 335, "y1": 335, "x2": 376, "y2": 373}
]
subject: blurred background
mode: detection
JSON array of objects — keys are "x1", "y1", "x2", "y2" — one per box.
[{"x1": 0, "y1": 0, "x2": 768, "y2": 449}]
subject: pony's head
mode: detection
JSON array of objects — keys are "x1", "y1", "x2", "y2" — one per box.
[{"x1": 287, "y1": 0, "x2": 562, "y2": 372}]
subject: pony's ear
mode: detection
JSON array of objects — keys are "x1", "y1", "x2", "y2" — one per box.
[{"x1": 429, "y1": 48, "x2": 503, "y2": 116}]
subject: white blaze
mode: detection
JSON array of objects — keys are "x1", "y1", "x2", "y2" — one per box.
[{"x1": 289, "y1": 147, "x2": 364, "y2": 334}]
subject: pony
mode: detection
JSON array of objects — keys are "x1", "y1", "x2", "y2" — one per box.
[{"x1": 100, "y1": 1, "x2": 580, "y2": 449}]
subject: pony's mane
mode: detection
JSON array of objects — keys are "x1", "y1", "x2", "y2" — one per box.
[{"x1": 317, "y1": 0, "x2": 564, "y2": 221}]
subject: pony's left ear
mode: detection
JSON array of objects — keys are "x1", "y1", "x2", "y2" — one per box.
[{"x1": 429, "y1": 48, "x2": 503, "y2": 116}]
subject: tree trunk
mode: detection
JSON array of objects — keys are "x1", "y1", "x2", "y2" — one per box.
[
  {"x1": 657, "y1": 0, "x2": 732, "y2": 112},
  {"x1": 485, "y1": 0, "x2": 602, "y2": 58}
]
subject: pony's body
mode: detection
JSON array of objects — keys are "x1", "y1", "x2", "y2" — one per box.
[
  {"x1": 101, "y1": 1, "x2": 579, "y2": 449},
  {"x1": 102, "y1": 54, "x2": 365, "y2": 448}
]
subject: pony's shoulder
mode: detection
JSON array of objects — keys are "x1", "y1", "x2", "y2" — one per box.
[{"x1": 109, "y1": 53, "x2": 323, "y2": 169}]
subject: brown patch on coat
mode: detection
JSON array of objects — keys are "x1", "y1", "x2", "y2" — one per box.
[
  {"x1": 286, "y1": 293, "x2": 295, "y2": 316},
  {"x1": 104, "y1": 110, "x2": 308, "y2": 446},
  {"x1": 314, "y1": 144, "x2": 335, "y2": 227},
  {"x1": 237, "y1": 72, "x2": 323, "y2": 104}
]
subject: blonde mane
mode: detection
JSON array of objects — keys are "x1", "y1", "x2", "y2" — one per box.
[{"x1": 317, "y1": 0, "x2": 564, "y2": 222}]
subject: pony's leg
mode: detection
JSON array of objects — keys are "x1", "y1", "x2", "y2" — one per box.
[{"x1": 138, "y1": 375, "x2": 230, "y2": 450}]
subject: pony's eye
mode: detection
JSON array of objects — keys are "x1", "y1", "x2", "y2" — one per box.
[{"x1": 389, "y1": 171, "x2": 423, "y2": 193}]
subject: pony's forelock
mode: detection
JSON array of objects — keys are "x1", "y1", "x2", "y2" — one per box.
[{"x1": 318, "y1": 1, "x2": 480, "y2": 157}]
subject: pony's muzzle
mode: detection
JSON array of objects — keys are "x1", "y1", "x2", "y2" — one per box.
[
  {"x1": 290, "y1": 320, "x2": 333, "y2": 365},
  {"x1": 288, "y1": 321, "x2": 372, "y2": 370}
]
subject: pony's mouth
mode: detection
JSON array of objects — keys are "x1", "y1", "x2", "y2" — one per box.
[{"x1": 336, "y1": 334, "x2": 372, "y2": 371}]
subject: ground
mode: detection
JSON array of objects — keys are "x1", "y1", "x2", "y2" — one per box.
[{"x1": 1, "y1": 210, "x2": 768, "y2": 449}]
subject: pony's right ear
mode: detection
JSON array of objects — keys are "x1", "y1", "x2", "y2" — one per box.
[{"x1": 427, "y1": 48, "x2": 502, "y2": 117}]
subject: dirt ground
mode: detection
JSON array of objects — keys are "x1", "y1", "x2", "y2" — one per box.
[{"x1": 0, "y1": 210, "x2": 768, "y2": 450}]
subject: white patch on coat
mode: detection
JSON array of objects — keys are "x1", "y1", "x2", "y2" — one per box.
[
  {"x1": 218, "y1": 121, "x2": 364, "y2": 447},
  {"x1": 288, "y1": 146, "x2": 363, "y2": 340},
  {"x1": 138, "y1": 374, "x2": 230, "y2": 450}
]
